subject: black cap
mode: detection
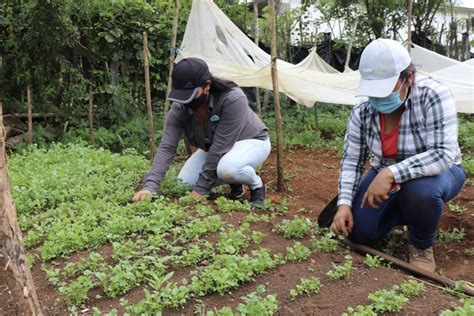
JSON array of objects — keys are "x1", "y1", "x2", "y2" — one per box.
[{"x1": 167, "y1": 58, "x2": 211, "y2": 104}]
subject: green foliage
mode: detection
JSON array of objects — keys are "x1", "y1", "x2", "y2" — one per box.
[
  {"x1": 215, "y1": 197, "x2": 252, "y2": 213},
  {"x1": 188, "y1": 249, "x2": 281, "y2": 297},
  {"x1": 262, "y1": 107, "x2": 348, "y2": 152},
  {"x1": 343, "y1": 305, "x2": 376, "y2": 316},
  {"x1": 9, "y1": 144, "x2": 161, "y2": 259},
  {"x1": 448, "y1": 201, "x2": 466, "y2": 215},
  {"x1": 1, "y1": 0, "x2": 192, "y2": 126},
  {"x1": 251, "y1": 231, "x2": 266, "y2": 244},
  {"x1": 368, "y1": 286, "x2": 409, "y2": 313},
  {"x1": 363, "y1": 254, "x2": 383, "y2": 269},
  {"x1": 326, "y1": 255, "x2": 353, "y2": 281},
  {"x1": 58, "y1": 275, "x2": 95, "y2": 306},
  {"x1": 235, "y1": 285, "x2": 278, "y2": 316},
  {"x1": 286, "y1": 242, "x2": 311, "y2": 262},
  {"x1": 172, "y1": 241, "x2": 214, "y2": 268},
  {"x1": 399, "y1": 279, "x2": 425, "y2": 297},
  {"x1": 440, "y1": 298, "x2": 474, "y2": 316},
  {"x1": 344, "y1": 280, "x2": 426, "y2": 315},
  {"x1": 217, "y1": 226, "x2": 250, "y2": 254},
  {"x1": 310, "y1": 230, "x2": 338, "y2": 253},
  {"x1": 274, "y1": 215, "x2": 313, "y2": 239},
  {"x1": 289, "y1": 277, "x2": 321, "y2": 300},
  {"x1": 438, "y1": 228, "x2": 466, "y2": 244}
]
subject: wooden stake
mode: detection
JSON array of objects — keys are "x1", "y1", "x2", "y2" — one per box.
[
  {"x1": 407, "y1": 0, "x2": 413, "y2": 52},
  {"x1": 0, "y1": 103, "x2": 43, "y2": 315},
  {"x1": 165, "y1": 0, "x2": 180, "y2": 119},
  {"x1": 268, "y1": 0, "x2": 284, "y2": 192},
  {"x1": 143, "y1": 32, "x2": 156, "y2": 162},
  {"x1": 27, "y1": 86, "x2": 32, "y2": 146},
  {"x1": 253, "y1": 0, "x2": 261, "y2": 116},
  {"x1": 313, "y1": 26, "x2": 319, "y2": 132},
  {"x1": 88, "y1": 84, "x2": 95, "y2": 145}
]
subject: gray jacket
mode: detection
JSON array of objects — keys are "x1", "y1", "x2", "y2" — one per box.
[{"x1": 143, "y1": 87, "x2": 268, "y2": 195}]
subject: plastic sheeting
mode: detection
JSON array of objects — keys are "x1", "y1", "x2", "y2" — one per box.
[
  {"x1": 411, "y1": 44, "x2": 474, "y2": 113},
  {"x1": 177, "y1": 0, "x2": 473, "y2": 113}
]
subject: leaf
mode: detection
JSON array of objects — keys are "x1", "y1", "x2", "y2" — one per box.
[{"x1": 104, "y1": 34, "x2": 115, "y2": 43}]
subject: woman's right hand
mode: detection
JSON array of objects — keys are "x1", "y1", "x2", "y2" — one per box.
[
  {"x1": 330, "y1": 205, "x2": 353, "y2": 237},
  {"x1": 132, "y1": 189, "x2": 153, "y2": 203}
]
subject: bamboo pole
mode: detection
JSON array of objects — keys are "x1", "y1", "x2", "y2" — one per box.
[
  {"x1": 268, "y1": 0, "x2": 284, "y2": 192},
  {"x1": 407, "y1": 0, "x2": 413, "y2": 52},
  {"x1": 88, "y1": 84, "x2": 94, "y2": 145},
  {"x1": 27, "y1": 86, "x2": 32, "y2": 146},
  {"x1": 253, "y1": 0, "x2": 261, "y2": 116},
  {"x1": 0, "y1": 103, "x2": 43, "y2": 315},
  {"x1": 344, "y1": 16, "x2": 358, "y2": 71},
  {"x1": 143, "y1": 32, "x2": 156, "y2": 162},
  {"x1": 165, "y1": 0, "x2": 180, "y2": 119}
]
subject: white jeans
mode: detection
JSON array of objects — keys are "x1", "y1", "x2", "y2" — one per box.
[{"x1": 178, "y1": 138, "x2": 271, "y2": 190}]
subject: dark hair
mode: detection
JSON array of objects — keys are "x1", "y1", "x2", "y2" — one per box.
[
  {"x1": 209, "y1": 75, "x2": 238, "y2": 94},
  {"x1": 399, "y1": 63, "x2": 416, "y2": 80}
]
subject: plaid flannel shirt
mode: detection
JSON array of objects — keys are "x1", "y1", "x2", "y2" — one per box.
[{"x1": 338, "y1": 75, "x2": 462, "y2": 207}]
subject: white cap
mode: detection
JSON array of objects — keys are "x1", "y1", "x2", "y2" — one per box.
[{"x1": 356, "y1": 39, "x2": 411, "y2": 98}]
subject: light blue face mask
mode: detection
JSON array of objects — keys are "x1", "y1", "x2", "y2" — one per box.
[{"x1": 369, "y1": 80, "x2": 407, "y2": 114}]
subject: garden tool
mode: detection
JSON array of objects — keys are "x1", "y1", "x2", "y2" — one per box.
[{"x1": 317, "y1": 195, "x2": 474, "y2": 297}]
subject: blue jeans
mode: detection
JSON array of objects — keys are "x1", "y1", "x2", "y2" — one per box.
[
  {"x1": 349, "y1": 164, "x2": 466, "y2": 249},
  {"x1": 178, "y1": 137, "x2": 271, "y2": 190}
]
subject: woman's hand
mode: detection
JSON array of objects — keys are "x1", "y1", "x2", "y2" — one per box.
[
  {"x1": 361, "y1": 168, "x2": 395, "y2": 209},
  {"x1": 132, "y1": 189, "x2": 153, "y2": 203},
  {"x1": 330, "y1": 205, "x2": 353, "y2": 237}
]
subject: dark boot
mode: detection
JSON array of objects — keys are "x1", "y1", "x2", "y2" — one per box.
[
  {"x1": 227, "y1": 184, "x2": 244, "y2": 200},
  {"x1": 250, "y1": 185, "x2": 265, "y2": 208}
]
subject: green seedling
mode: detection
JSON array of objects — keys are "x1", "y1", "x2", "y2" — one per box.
[
  {"x1": 326, "y1": 255, "x2": 352, "y2": 281},
  {"x1": 438, "y1": 228, "x2": 465, "y2": 243},
  {"x1": 286, "y1": 242, "x2": 311, "y2": 262},
  {"x1": 289, "y1": 277, "x2": 321, "y2": 300},
  {"x1": 274, "y1": 216, "x2": 313, "y2": 239},
  {"x1": 363, "y1": 254, "x2": 383, "y2": 269}
]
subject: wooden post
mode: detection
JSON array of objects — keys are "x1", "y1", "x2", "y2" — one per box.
[
  {"x1": 88, "y1": 84, "x2": 95, "y2": 145},
  {"x1": 407, "y1": 0, "x2": 413, "y2": 52},
  {"x1": 253, "y1": 0, "x2": 261, "y2": 116},
  {"x1": 268, "y1": 0, "x2": 284, "y2": 192},
  {"x1": 143, "y1": 32, "x2": 156, "y2": 162},
  {"x1": 165, "y1": 0, "x2": 180, "y2": 119},
  {"x1": 313, "y1": 26, "x2": 319, "y2": 132},
  {"x1": 27, "y1": 86, "x2": 32, "y2": 146},
  {"x1": 344, "y1": 16, "x2": 358, "y2": 70},
  {"x1": 0, "y1": 104, "x2": 43, "y2": 315}
]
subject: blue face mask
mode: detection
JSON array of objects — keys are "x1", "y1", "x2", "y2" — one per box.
[{"x1": 369, "y1": 80, "x2": 407, "y2": 114}]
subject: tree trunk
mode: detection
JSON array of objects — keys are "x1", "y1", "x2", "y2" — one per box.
[
  {"x1": 345, "y1": 16, "x2": 358, "y2": 70},
  {"x1": 0, "y1": 103, "x2": 43, "y2": 315},
  {"x1": 269, "y1": 0, "x2": 285, "y2": 192}
]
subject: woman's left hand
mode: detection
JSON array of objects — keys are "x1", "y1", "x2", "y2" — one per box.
[
  {"x1": 190, "y1": 190, "x2": 205, "y2": 201},
  {"x1": 361, "y1": 168, "x2": 395, "y2": 209}
]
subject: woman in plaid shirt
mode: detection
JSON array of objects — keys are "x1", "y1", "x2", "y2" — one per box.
[{"x1": 330, "y1": 39, "x2": 466, "y2": 272}]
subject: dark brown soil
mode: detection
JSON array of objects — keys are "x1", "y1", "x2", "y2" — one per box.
[{"x1": 12, "y1": 148, "x2": 474, "y2": 314}]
